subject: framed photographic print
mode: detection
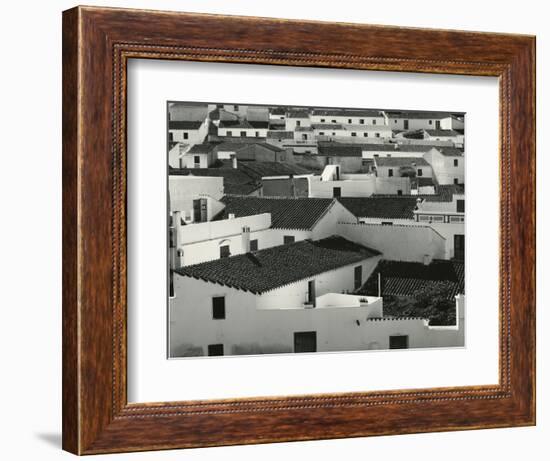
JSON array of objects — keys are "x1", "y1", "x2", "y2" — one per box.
[{"x1": 62, "y1": 6, "x2": 536, "y2": 455}]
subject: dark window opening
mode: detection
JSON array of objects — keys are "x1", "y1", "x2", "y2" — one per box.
[
  {"x1": 333, "y1": 187, "x2": 341, "y2": 198},
  {"x1": 389, "y1": 335, "x2": 409, "y2": 349},
  {"x1": 183, "y1": 132, "x2": 189, "y2": 140},
  {"x1": 250, "y1": 239, "x2": 258, "y2": 252},
  {"x1": 208, "y1": 344, "x2": 224, "y2": 356},
  {"x1": 212, "y1": 296, "x2": 225, "y2": 319},
  {"x1": 220, "y1": 244, "x2": 230, "y2": 258},
  {"x1": 354, "y1": 265, "x2": 362, "y2": 290},
  {"x1": 417, "y1": 168, "x2": 423, "y2": 177},
  {"x1": 454, "y1": 159, "x2": 459, "y2": 167},
  {"x1": 456, "y1": 199, "x2": 465, "y2": 213},
  {"x1": 388, "y1": 168, "x2": 394, "y2": 177},
  {"x1": 284, "y1": 235, "x2": 295, "y2": 245},
  {"x1": 240, "y1": 131, "x2": 246, "y2": 137},
  {"x1": 294, "y1": 332, "x2": 317, "y2": 353},
  {"x1": 307, "y1": 280, "x2": 316, "y2": 306}
]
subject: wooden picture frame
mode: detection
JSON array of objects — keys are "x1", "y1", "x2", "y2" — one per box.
[{"x1": 62, "y1": 5, "x2": 536, "y2": 455}]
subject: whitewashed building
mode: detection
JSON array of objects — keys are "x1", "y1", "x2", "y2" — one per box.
[{"x1": 424, "y1": 147, "x2": 465, "y2": 185}]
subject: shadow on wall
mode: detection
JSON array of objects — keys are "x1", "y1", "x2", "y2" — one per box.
[{"x1": 232, "y1": 343, "x2": 293, "y2": 355}]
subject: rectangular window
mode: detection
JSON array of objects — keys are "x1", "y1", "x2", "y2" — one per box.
[
  {"x1": 255, "y1": 131, "x2": 260, "y2": 137},
  {"x1": 454, "y1": 234, "x2": 465, "y2": 260},
  {"x1": 284, "y1": 235, "x2": 295, "y2": 245},
  {"x1": 307, "y1": 280, "x2": 316, "y2": 306},
  {"x1": 220, "y1": 244, "x2": 230, "y2": 258},
  {"x1": 389, "y1": 335, "x2": 409, "y2": 349},
  {"x1": 183, "y1": 132, "x2": 189, "y2": 139},
  {"x1": 454, "y1": 159, "x2": 459, "y2": 167},
  {"x1": 454, "y1": 178, "x2": 459, "y2": 185},
  {"x1": 250, "y1": 239, "x2": 258, "y2": 252},
  {"x1": 417, "y1": 168, "x2": 423, "y2": 177},
  {"x1": 375, "y1": 133, "x2": 380, "y2": 138},
  {"x1": 456, "y1": 199, "x2": 465, "y2": 213},
  {"x1": 319, "y1": 131, "x2": 325, "y2": 136},
  {"x1": 193, "y1": 155, "x2": 200, "y2": 165},
  {"x1": 348, "y1": 118, "x2": 352, "y2": 124},
  {"x1": 226, "y1": 130, "x2": 232, "y2": 137},
  {"x1": 429, "y1": 120, "x2": 433, "y2": 125},
  {"x1": 296, "y1": 120, "x2": 301, "y2": 127},
  {"x1": 240, "y1": 131, "x2": 246, "y2": 137},
  {"x1": 372, "y1": 119, "x2": 377, "y2": 125},
  {"x1": 404, "y1": 120, "x2": 409, "y2": 130},
  {"x1": 354, "y1": 265, "x2": 362, "y2": 290},
  {"x1": 351, "y1": 132, "x2": 357, "y2": 137},
  {"x1": 363, "y1": 133, "x2": 368, "y2": 137},
  {"x1": 381, "y1": 221, "x2": 393, "y2": 225},
  {"x1": 208, "y1": 344, "x2": 224, "y2": 356},
  {"x1": 212, "y1": 296, "x2": 225, "y2": 319},
  {"x1": 388, "y1": 168, "x2": 393, "y2": 177},
  {"x1": 436, "y1": 120, "x2": 441, "y2": 129},
  {"x1": 359, "y1": 119, "x2": 365, "y2": 124},
  {"x1": 193, "y1": 198, "x2": 208, "y2": 223},
  {"x1": 397, "y1": 189, "x2": 403, "y2": 196},
  {"x1": 320, "y1": 118, "x2": 325, "y2": 122},
  {"x1": 333, "y1": 187, "x2": 341, "y2": 198},
  {"x1": 331, "y1": 119, "x2": 337, "y2": 123},
  {"x1": 294, "y1": 332, "x2": 317, "y2": 353},
  {"x1": 233, "y1": 105, "x2": 238, "y2": 111}
]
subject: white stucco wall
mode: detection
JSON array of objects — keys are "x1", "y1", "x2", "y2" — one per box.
[
  {"x1": 337, "y1": 222, "x2": 446, "y2": 262},
  {"x1": 169, "y1": 274, "x2": 464, "y2": 357},
  {"x1": 424, "y1": 148, "x2": 465, "y2": 185}
]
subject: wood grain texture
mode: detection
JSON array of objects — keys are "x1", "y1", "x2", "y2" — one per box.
[{"x1": 62, "y1": 5, "x2": 536, "y2": 455}]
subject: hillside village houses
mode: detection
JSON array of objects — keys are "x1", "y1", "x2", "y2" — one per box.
[{"x1": 167, "y1": 102, "x2": 466, "y2": 357}]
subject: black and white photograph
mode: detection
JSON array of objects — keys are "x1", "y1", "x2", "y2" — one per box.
[{"x1": 167, "y1": 102, "x2": 465, "y2": 358}]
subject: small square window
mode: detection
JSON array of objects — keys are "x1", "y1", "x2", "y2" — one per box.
[
  {"x1": 320, "y1": 118, "x2": 325, "y2": 122},
  {"x1": 372, "y1": 120, "x2": 377, "y2": 125},
  {"x1": 212, "y1": 296, "x2": 225, "y2": 319},
  {"x1": 233, "y1": 105, "x2": 239, "y2": 111},
  {"x1": 284, "y1": 235, "x2": 295, "y2": 245},
  {"x1": 227, "y1": 131, "x2": 232, "y2": 137},
  {"x1": 363, "y1": 133, "x2": 368, "y2": 137},
  {"x1": 250, "y1": 239, "x2": 258, "y2": 252},
  {"x1": 240, "y1": 131, "x2": 246, "y2": 137},
  {"x1": 208, "y1": 344, "x2": 224, "y2": 356},
  {"x1": 351, "y1": 132, "x2": 357, "y2": 137},
  {"x1": 183, "y1": 132, "x2": 189, "y2": 139},
  {"x1": 360, "y1": 119, "x2": 365, "y2": 124}
]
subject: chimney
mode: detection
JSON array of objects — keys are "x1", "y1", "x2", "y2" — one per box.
[
  {"x1": 231, "y1": 154, "x2": 238, "y2": 169},
  {"x1": 228, "y1": 213, "x2": 235, "y2": 220},
  {"x1": 241, "y1": 226, "x2": 251, "y2": 253}
]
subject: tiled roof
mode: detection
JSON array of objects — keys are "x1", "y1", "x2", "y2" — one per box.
[
  {"x1": 425, "y1": 129, "x2": 461, "y2": 137},
  {"x1": 270, "y1": 107, "x2": 287, "y2": 115},
  {"x1": 217, "y1": 196, "x2": 338, "y2": 230},
  {"x1": 187, "y1": 143, "x2": 217, "y2": 154},
  {"x1": 249, "y1": 121, "x2": 269, "y2": 129},
  {"x1": 218, "y1": 120, "x2": 254, "y2": 129},
  {"x1": 317, "y1": 143, "x2": 364, "y2": 157},
  {"x1": 169, "y1": 121, "x2": 203, "y2": 130},
  {"x1": 312, "y1": 109, "x2": 383, "y2": 117},
  {"x1": 374, "y1": 156, "x2": 430, "y2": 167},
  {"x1": 287, "y1": 110, "x2": 310, "y2": 118},
  {"x1": 337, "y1": 197, "x2": 419, "y2": 220},
  {"x1": 386, "y1": 111, "x2": 457, "y2": 120},
  {"x1": 359, "y1": 259, "x2": 465, "y2": 300},
  {"x1": 295, "y1": 126, "x2": 314, "y2": 132},
  {"x1": 411, "y1": 177, "x2": 435, "y2": 188},
  {"x1": 169, "y1": 167, "x2": 261, "y2": 196},
  {"x1": 175, "y1": 236, "x2": 381, "y2": 294},
  {"x1": 266, "y1": 130, "x2": 294, "y2": 139},
  {"x1": 437, "y1": 147, "x2": 464, "y2": 157},
  {"x1": 239, "y1": 161, "x2": 313, "y2": 178}
]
